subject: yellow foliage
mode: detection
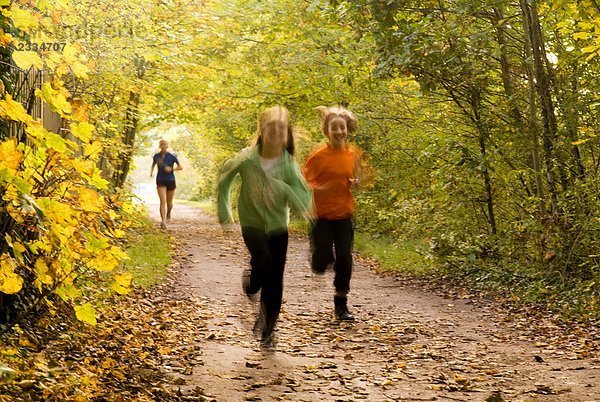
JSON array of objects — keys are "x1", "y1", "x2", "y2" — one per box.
[
  {"x1": 35, "y1": 82, "x2": 72, "y2": 116},
  {"x1": 71, "y1": 61, "x2": 90, "y2": 79},
  {"x1": 574, "y1": 31, "x2": 590, "y2": 40},
  {"x1": 55, "y1": 62, "x2": 70, "y2": 77},
  {"x1": 70, "y1": 122, "x2": 94, "y2": 142},
  {"x1": 45, "y1": 132, "x2": 68, "y2": 153},
  {"x1": 0, "y1": 32, "x2": 12, "y2": 47},
  {"x1": 0, "y1": 139, "x2": 22, "y2": 172},
  {"x1": 9, "y1": 6, "x2": 39, "y2": 32},
  {"x1": 84, "y1": 232, "x2": 109, "y2": 253},
  {"x1": 109, "y1": 245, "x2": 129, "y2": 261},
  {"x1": 12, "y1": 242, "x2": 26, "y2": 253},
  {"x1": 111, "y1": 272, "x2": 133, "y2": 295},
  {"x1": 29, "y1": 240, "x2": 51, "y2": 253},
  {"x1": 25, "y1": 120, "x2": 49, "y2": 140},
  {"x1": 83, "y1": 140, "x2": 103, "y2": 158},
  {"x1": 78, "y1": 187, "x2": 105, "y2": 213},
  {"x1": 90, "y1": 169, "x2": 109, "y2": 190},
  {"x1": 6, "y1": 204, "x2": 24, "y2": 224},
  {"x1": 69, "y1": 161, "x2": 97, "y2": 188},
  {"x1": 74, "y1": 303, "x2": 97, "y2": 326},
  {"x1": 0, "y1": 0, "x2": 140, "y2": 329},
  {"x1": 55, "y1": 284, "x2": 82, "y2": 301},
  {"x1": 37, "y1": 198, "x2": 74, "y2": 225},
  {"x1": 111, "y1": 229, "x2": 126, "y2": 238},
  {"x1": 0, "y1": 94, "x2": 33, "y2": 124},
  {"x1": 0, "y1": 255, "x2": 24, "y2": 295},
  {"x1": 88, "y1": 251, "x2": 120, "y2": 272},
  {"x1": 70, "y1": 100, "x2": 90, "y2": 123},
  {"x1": 2, "y1": 185, "x2": 19, "y2": 206},
  {"x1": 572, "y1": 138, "x2": 590, "y2": 146},
  {"x1": 62, "y1": 43, "x2": 83, "y2": 65},
  {"x1": 34, "y1": 258, "x2": 54, "y2": 286},
  {"x1": 12, "y1": 50, "x2": 44, "y2": 70}
]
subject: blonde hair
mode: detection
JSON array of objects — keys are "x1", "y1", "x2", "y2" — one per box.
[
  {"x1": 255, "y1": 105, "x2": 295, "y2": 155},
  {"x1": 316, "y1": 106, "x2": 357, "y2": 136}
]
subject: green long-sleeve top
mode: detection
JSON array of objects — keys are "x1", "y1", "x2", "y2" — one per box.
[{"x1": 217, "y1": 146, "x2": 312, "y2": 236}]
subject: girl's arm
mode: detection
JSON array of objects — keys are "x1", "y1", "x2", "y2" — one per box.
[
  {"x1": 350, "y1": 153, "x2": 362, "y2": 189},
  {"x1": 174, "y1": 156, "x2": 183, "y2": 171},
  {"x1": 303, "y1": 153, "x2": 331, "y2": 191},
  {"x1": 274, "y1": 160, "x2": 312, "y2": 220},
  {"x1": 150, "y1": 159, "x2": 156, "y2": 177},
  {"x1": 216, "y1": 154, "x2": 242, "y2": 225}
]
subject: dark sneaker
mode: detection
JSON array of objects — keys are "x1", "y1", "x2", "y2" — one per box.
[
  {"x1": 311, "y1": 260, "x2": 334, "y2": 275},
  {"x1": 335, "y1": 309, "x2": 355, "y2": 321},
  {"x1": 260, "y1": 332, "x2": 276, "y2": 351},
  {"x1": 334, "y1": 296, "x2": 355, "y2": 321},
  {"x1": 255, "y1": 301, "x2": 277, "y2": 350}
]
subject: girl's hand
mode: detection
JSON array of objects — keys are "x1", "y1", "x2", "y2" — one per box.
[
  {"x1": 312, "y1": 182, "x2": 331, "y2": 191},
  {"x1": 164, "y1": 166, "x2": 173, "y2": 173}
]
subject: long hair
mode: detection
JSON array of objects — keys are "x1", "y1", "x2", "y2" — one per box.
[
  {"x1": 316, "y1": 105, "x2": 357, "y2": 136},
  {"x1": 255, "y1": 105, "x2": 295, "y2": 155}
]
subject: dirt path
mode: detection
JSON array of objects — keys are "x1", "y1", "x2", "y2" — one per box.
[{"x1": 150, "y1": 201, "x2": 599, "y2": 402}]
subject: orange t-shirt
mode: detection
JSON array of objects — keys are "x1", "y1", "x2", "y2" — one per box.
[{"x1": 303, "y1": 144, "x2": 360, "y2": 220}]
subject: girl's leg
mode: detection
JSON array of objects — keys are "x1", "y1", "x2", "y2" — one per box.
[
  {"x1": 310, "y1": 219, "x2": 335, "y2": 274},
  {"x1": 242, "y1": 230, "x2": 269, "y2": 295},
  {"x1": 166, "y1": 188, "x2": 176, "y2": 222},
  {"x1": 332, "y1": 218, "x2": 354, "y2": 295},
  {"x1": 260, "y1": 231, "x2": 289, "y2": 342},
  {"x1": 332, "y1": 218, "x2": 355, "y2": 321},
  {"x1": 156, "y1": 186, "x2": 168, "y2": 227}
]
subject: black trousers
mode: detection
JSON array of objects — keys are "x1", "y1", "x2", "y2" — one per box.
[
  {"x1": 242, "y1": 228, "x2": 289, "y2": 326},
  {"x1": 310, "y1": 218, "x2": 354, "y2": 294}
]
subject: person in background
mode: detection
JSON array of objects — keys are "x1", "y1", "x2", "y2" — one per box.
[
  {"x1": 303, "y1": 106, "x2": 362, "y2": 321},
  {"x1": 217, "y1": 106, "x2": 311, "y2": 349},
  {"x1": 150, "y1": 139, "x2": 182, "y2": 229}
]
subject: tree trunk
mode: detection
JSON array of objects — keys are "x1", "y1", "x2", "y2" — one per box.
[
  {"x1": 493, "y1": 7, "x2": 545, "y2": 215},
  {"x1": 112, "y1": 56, "x2": 146, "y2": 188},
  {"x1": 562, "y1": 60, "x2": 586, "y2": 181},
  {"x1": 471, "y1": 89, "x2": 497, "y2": 235},
  {"x1": 112, "y1": 90, "x2": 140, "y2": 188},
  {"x1": 520, "y1": 0, "x2": 559, "y2": 214}
]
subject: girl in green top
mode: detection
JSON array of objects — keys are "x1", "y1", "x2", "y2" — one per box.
[{"x1": 217, "y1": 106, "x2": 311, "y2": 349}]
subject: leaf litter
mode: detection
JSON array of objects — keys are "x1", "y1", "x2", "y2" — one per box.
[{"x1": 1, "y1": 205, "x2": 598, "y2": 401}]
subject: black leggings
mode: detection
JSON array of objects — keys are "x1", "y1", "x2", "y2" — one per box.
[
  {"x1": 310, "y1": 218, "x2": 354, "y2": 293},
  {"x1": 242, "y1": 228, "x2": 289, "y2": 323}
]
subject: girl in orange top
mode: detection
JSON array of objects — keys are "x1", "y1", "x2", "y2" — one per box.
[{"x1": 303, "y1": 106, "x2": 361, "y2": 321}]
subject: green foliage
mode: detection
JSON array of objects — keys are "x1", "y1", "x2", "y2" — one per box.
[
  {"x1": 4, "y1": 0, "x2": 597, "y2": 326},
  {"x1": 138, "y1": 0, "x2": 598, "y2": 321}
]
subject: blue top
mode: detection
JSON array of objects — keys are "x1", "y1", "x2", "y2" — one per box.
[{"x1": 153, "y1": 152, "x2": 180, "y2": 182}]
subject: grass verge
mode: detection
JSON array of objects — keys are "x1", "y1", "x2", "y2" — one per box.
[
  {"x1": 353, "y1": 232, "x2": 598, "y2": 321},
  {"x1": 174, "y1": 198, "x2": 215, "y2": 213},
  {"x1": 122, "y1": 216, "x2": 172, "y2": 288},
  {"x1": 354, "y1": 233, "x2": 434, "y2": 276}
]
